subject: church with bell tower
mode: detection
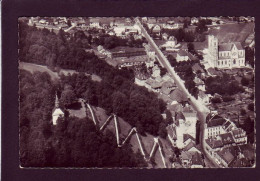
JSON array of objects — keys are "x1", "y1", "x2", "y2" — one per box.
[
  {"x1": 208, "y1": 35, "x2": 245, "y2": 69},
  {"x1": 52, "y1": 93, "x2": 64, "y2": 125}
]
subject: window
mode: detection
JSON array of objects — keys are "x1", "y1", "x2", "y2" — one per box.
[{"x1": 233, "y1": 59, "x2": 236, "y2": 64}]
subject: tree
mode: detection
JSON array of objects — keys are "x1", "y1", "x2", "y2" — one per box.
[
  {"x1": 67, "y1": 20, "x2": 72, "y2": 27},
  {"x1": 241, "y1": 77, "x2": 250, "y2": 86},
  {"x1": 167, "y1": 54, "x2": 177, "y2": 67},
  {"x1": 211, "y1": 97, "x2": 222, "y2": 104},
  {"x1": 187, "y1": 42, "x2": 195, "y2": 54},
  {"x1": 248, "y1": 103, "x2": 254, "y2": 112},
  {"x1": 245, "y1": 47, "x2": 255, "y2": 68},
  {"x1": 196, "y1": 19, "x2": 208, "y2": 34},
  {"x1": 160, "y1": 67, "x2": 167, "y2": 77},
  {"x1": 60, "y1": 89, "x2": 77, "y2": 107},
  {"x1": 240, "y1": 108, "x2": 246, "y2": 116},
  {"x1": 111, "y1": 91, "x2": 129, "y2": 115},
  {"x1": 165, "y1": 110, "x2": 173, "y2": 125}
]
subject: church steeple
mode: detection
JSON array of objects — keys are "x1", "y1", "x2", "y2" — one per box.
[{"x1": 55, "y1": 92, "x2": 59, "y2": 108}]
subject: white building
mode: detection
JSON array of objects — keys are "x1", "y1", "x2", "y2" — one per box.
[
  {"x1": 208, "y1": 35, "x2": 245, "y2": 69},
  {"x1": 175, "y1": 106, "x2": 197, "y2": 149},
  {"x1": 161, "y1": 36, "x2": 179, "y2": 51},
  {"x1": 52, "y1": 94, "x2": 64, "y2": 125}
]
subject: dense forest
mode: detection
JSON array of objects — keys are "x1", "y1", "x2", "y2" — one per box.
[
  {"x1": 19, "y1": 20, "x2": 167, "y2": 137},
  {"x1": 19, "y1": 20, "x2": 170, "y2": 166},
  {"x1": 20, "y1": 70, "x2": 147, "y2": 167}
]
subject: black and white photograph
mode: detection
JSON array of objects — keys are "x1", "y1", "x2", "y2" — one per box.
[{"x1": 18, "y1": 16, "x2": 255, "y2": 168}]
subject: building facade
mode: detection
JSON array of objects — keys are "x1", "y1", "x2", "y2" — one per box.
[{"x1": 208, "y1": 35, "x2": 245, "y2": 69}]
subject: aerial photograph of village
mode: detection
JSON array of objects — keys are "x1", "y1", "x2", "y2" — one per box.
[{"x1": 18, "y1": 17, "x2": 255, "y2": 168}]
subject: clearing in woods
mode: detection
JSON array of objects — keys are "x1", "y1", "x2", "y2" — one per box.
[{"x1": 19, "y1": 61, "x2": 102, "y2": 82}]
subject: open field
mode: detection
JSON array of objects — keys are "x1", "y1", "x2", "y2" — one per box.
[
  {"x1": 19, "y1": 62, "x2": 102, "y2": 82},
  {"x1": 19, "y1": 62, "x2": 59, "y2": 80},
  {"x1": 67, "y1": 100, "x2": 86, "y2": 119},
  {"x1": 208, "y1": 22, "x2": 254, "y2": 44}
]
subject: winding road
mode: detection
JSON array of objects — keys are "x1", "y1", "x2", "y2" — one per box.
[{"x1": 135, "y1": 18, "x2": 219, "y2": 168}]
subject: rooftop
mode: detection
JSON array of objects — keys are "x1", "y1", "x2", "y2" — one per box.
[
  {"x1": 219, "y1": 42, "x2": 244, "y2": 51},
  {"x1": 216, "y1": 148, "x2": 235, "y2": 165},
  {"x1": 205, "y1": 138, "x2": 223, "y2": 149},
  {"x1": 218, "y1": 133, "x2": 235, "y2": 145}
]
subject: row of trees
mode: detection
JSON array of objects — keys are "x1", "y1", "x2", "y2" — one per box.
[
  {"x1": 20, "y1": 70, "x2": 147, "y2": 167},
  {"x1": 167, "y1": 54, "x2": 199, "y2": 98}
]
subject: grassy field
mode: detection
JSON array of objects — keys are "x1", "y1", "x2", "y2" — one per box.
[
  {"x1": 208, "y1": 22, "x2": 255, "y2": 44},
  {"x1": 68, "y1": 100, "x2": 87, "y2": 119},
  {"x1": 19, "y1": 62, "x2": 102, "y2": 82},
  {"x1": 19, "y1": 62, "x2": 59, "y2": 80}
]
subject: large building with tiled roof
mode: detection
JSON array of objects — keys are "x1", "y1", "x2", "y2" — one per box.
[{"x1": 208, "y1": 35, "x2": 245, "y2": 69}]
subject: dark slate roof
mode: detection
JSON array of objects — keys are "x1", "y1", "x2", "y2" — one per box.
[
  {"x1": 218, "y1": 133, "x2": 235, "y2": 145},
  {"x1": 192, "y1": 63, "x2": 205, "y2": 73},
  {"x1": 170, "y1": 88, "x2": 188, "y2": 103},
  {"x1": 219, "y1": 42, "x2": 243, "y2": 51},
  {"x1": 183, "y1": 141, "x2": 200, "y2": 152},
  {"x1": 230, "y1": 158, "x2": 251, "y2": 168},
  {"x1": 191, "y1": 152, "x2": 204, "y2": 166},
  {"x1": 167, "y1": 125, "x2": 177, "y2": 140},
  {"x1": 205, "y1": 138, "x2": 223, "y2": 149},
  {"x1": 183, "y1": 134, "x2": 196, "y2": 143},
  {"x1": 216, "y1": 148, "x2": 235, "y2": 165},
  {"x1": 223, "y1": 120, "x2": 231, "y2": 130},
  {"x1": 207, "y1": 117, "x2": 226, "y2": 127},
  {"x1": 178, "y1": 50, "x2": 188, "y2": 57},
  {"x1": 239, "y1": 144, "x2": 255, "y2": 161},
  {"x1": 198, "y1": 91, "x2": 207, "y2": 99},
  {"x1": 231, "y1": 128, "x2": 246, "y2": 139}
]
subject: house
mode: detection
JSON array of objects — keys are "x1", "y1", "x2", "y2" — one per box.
[
  {"x1": 176, "y1": 50, "x2": 198, "y2": 62},
  {"x1": 111, "y1": 47, "x2": 146, "y2": 58},
  {"x1": 217, "y1": 132, "x2": 235, "y2": 148},
  {"x1": 162, "y1": 33, "x2": 169, "y2": 40},
  {"x1": 231, "y1": 128, "x2": 247, "y2": 145},
  {"x1": 151, "y1": 24, "x2": 161, "y2": 35},
  {"x1": 116, "y1": 56, "x2": 148, "y2": 69},
  {"x1": 183, "y1": 141, "x2": 201, "y2": 153},
  {"x1": 147, "y1": 17, "x2": 157, "y2": 25},
  {"x1": 161, "y1": 36, "x2": 178, "y2": 51},
  {"x1": 145, "y1": 78, "x2": 163, "y2": 92},
  {"x1": 190, "y1": 151, "x2": 204, "y2": 168},
  {"x1": 205, "y1": 114, "x2": 226, "y2": 139},
  {"x1": 176, "y1": 50, "x2": 189, "y2": 62},
  {"x1": 183, "y1": 134, "x2": 196, "y2": 147},
  {"x1": 215, "y1": 147, "x2": 235, "y2": 167},
  {"x1": 175, "y1": 106, "x2": 197, "y2": 148},
  {"x1": 167, "y1": 124, "x2": 177, "y2": 147},
  {"x1": 184, "y1": 25, "x2": 197, "y2": 33},
  {"x1": 180, "y1": 151, "x2": 193, "y2": 167},
  {"x1": 89, "y1": 18, "x2": 100, "y2": 28},
  {"x1": 160, "y1": 81, "x2": 176, "y2": 96},
  {"x1": 169, "y1": 88, "x2": 188, "y2": 103},
  {"x1": 205, "y1": 138, "x2": 223, "y2": 156},
  {"x1": 151, "y1": 65, "x2": 161, "y2": 78},
  {"x1": 208, "y1": 35, "x2": 245, "y2": 69},
  {"x1": 198, "y1": 91, "x2": 209, "y2": 104},
  {"x1": 194, "y1": 77, "x2": 205, "y2": 91},
  {"x1": 192, "y1": 63, "x2": 206, "y2": 75},
  {"x1": 191, "y1": 17, "x2": 199, "y2": 25},
  {"x1": 52, "y1": 94, "x2": 64, "y2": 125},
  {"x1": 180, "y1": 151, "x2": 204, "y2": 168}
]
